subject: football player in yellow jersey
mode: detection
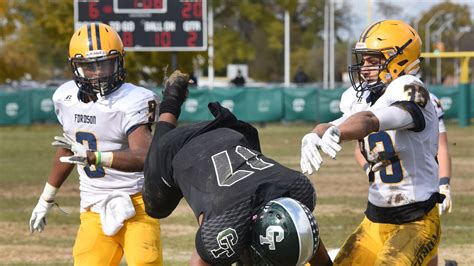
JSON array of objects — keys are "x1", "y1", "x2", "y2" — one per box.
[
  {"x1": 352, "y1": 92, "x2": 453, "y2": 266},
  {"x1": 28, "y1": 23, "x2": 181, "y2": 265},
  {"x1": 301, "y1": 20, "x2": 445, "y2": 265}
]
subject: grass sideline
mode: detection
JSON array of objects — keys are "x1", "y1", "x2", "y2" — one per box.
[{"x1": 0, "y1": 122, "x2": 473, "y2": 265}]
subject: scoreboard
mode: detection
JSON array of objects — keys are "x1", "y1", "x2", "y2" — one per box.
[{"x1": 74, "y1": 0, "x2": 207, "y2": 51}]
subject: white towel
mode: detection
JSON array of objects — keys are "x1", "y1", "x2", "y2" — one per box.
[{"x1": 99, "y1": 191, "x2": 136, "y2": 236}]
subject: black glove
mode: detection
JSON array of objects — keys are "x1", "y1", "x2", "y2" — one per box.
[{"x1": 159, "y1": 70, "x2": 190, "y2": 118}]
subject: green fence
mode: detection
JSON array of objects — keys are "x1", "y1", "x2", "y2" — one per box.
[{"x1": 0, "y1": 85, "x2": 472, "y2": 125}]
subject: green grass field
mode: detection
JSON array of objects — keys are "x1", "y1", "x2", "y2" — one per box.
[{"x1": 0, "y1": 122, "x2": 473, "y2": 265}]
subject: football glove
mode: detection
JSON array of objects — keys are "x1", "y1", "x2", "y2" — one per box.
[
  {"x1": 52, "y1": 133, "x2": 89, "y2": 166},
  {"x1": 439, "y1": 184, "x2": 452, "y2": 215},
  {"x1": 159, "y1": 70, "x2": 190, "y2": 117},
  {"x1": 29, "y1": 197, "x2": 55, "y2": 233},
  {"x1": 321, "y1": 126, "x2": 342, "y2": 158},
  {"x1": 300, "y1": 126, "x2": 341, "y2": 174},
  {"x1": 301, "y1": 133, "x2": 323, "y2": 174}
]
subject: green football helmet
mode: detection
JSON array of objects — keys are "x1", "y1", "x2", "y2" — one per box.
[{"x1": 250, "y1": 197, "x2": 320, "y2": 265}]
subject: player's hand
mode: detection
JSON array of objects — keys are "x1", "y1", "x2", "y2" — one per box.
[
  {"x1": 301, "y1": 133, "x2": 323, "y2": 174},
  {"x1": 52, "y1": 134, "x2": 89, "y2": 166},
  {"x1": 29, "y1": 198, "x2": 55, "y2": 233},
  {"x1": 163, "y1": 70, "x2": 190, "y2": 105},
  {"x1": 367, "y1": 149, "x2": 390, "y2": 172},
  {"x1": 320, "y1": 126, "x2": 342, "y2": 159},
  {"x1": 439, "y1": 184, "x2": 452, "y2": 215}
]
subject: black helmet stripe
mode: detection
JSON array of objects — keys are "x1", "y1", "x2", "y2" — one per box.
[
  {"x1": 87, "y1": 24, "x2": 93, "y2": 51},
  {"x1": 360, "y1": 20, "x2": 384, "y2": 42},
  {"x1": 94, "y1": 23, "x2": 102, "y2": 50}
]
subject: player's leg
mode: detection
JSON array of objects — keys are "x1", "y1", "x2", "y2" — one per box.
[
  {"x1": 376, "y1": 206, "x2": 440, "y2": 266},
  {"x1": 333, "y1": 217, "x2": 381, "y2": 266},
  {"x1": 122, "y1": 193, "x2": 163, "y2": 266},
  {"x1": 73, "y1": 211, "x2": 123, "y2": 266}
]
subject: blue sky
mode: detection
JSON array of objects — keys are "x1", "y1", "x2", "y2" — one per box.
[{"x1": 343, "y1": 0, "x2": 474, "y2": 41}]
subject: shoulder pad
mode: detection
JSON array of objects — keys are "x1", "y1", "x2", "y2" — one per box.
[
  {"x1": 384, "y1": 75, "x2": 429, "y2": 108},
  {"x1": 52, "y1": 80, "x2": 79, "y2": 104},
  {"x1": 109, "y1": 83, "x2": 158, "y2": 111}
]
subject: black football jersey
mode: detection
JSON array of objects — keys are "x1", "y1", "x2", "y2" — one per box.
[
  {"x1": 172, "y1": 126, "x2": 304, "y2": 219},
  {"x1": 143, "y1": 103, "x2": 316, "y2": 264},
  {"x1": 144, "y1": 103, "x2": 312, "y2": 220}
]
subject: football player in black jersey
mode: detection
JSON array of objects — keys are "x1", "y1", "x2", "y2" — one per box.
[{"x1": 143, "y1": 71, "x2": 332, "y2": 266}]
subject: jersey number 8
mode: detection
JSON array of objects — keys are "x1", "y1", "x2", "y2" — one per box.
[{"x1": 76, "y1": 132, "x2": 105, "y2": 178}]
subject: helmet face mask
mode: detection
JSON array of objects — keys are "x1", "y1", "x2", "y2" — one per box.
[
  {"x1": 69, "y1": 23, "x2": 126, "y2": 100},
  {"x1": 348, "y1": 20, "x2": 422, "y2": 98},
  {"x1": 71, "y1": 53, "x2": 124, "y2": 97},
  {"x1": 349, "y1": 49, "x2": 388, "y2": 97},
  {"x1": 250, "y1": 198, "x2": 319, "y2": 265}
]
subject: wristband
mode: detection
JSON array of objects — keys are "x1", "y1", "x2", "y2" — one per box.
[
  {"x1": 94, "y1": 151, "x2": 113, "y2": 167},
  {"x1": 159, "y1": 98, "x2": 182, "y2": 118},
  {"x1": 41, "y1": 182, "x2": 59, "y2": 202},
  {"x1": 439, "y1": 177, "x2": 450, "y2": 185},
  {"x1": 101, "y1": 152, "x2": 114, "y2": 168},
  {"x1": 94, "y1": 151, "x2": 102, "y2": 166}
]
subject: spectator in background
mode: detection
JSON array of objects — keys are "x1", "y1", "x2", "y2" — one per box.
[
  {"x1": 294, "y1": 66, "x2": 309, "y2": 84},
  {"x1": 189, "y1": 72, "x2": 198, "y2": 87},
  {"x1": 231, "y1": 69, "x2": 246, "y2": 87}
]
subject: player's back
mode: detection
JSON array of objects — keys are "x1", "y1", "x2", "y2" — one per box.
[{"x1": 172, "y1": 127, "x2": 302, "y2": 219}]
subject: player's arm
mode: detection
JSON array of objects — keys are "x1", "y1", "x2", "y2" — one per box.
[
  {"x1": 438, "y1": 132, "x2": 452, "y2": 181},
  {"x1": 308, "y1": 239, "x2": 333, "y2": 266},
  {"x1": 29, "y1": 147, "x2": 75, "y2": 233},
  {"x1": 354, "y1": 144, "x2": 367, "y2": 168},
  {"x1": 438, "y1": 127, "x2": 453, "y2": 215},
  {"x1": 86, "y1": 124, "x2": 152, "y2": 172},
  {"x1": 143, "y1": 70, "x2": 190, "y2": 218},
  {"x1": 338, "y1": 102, "x2": 422, "y2": 141}
]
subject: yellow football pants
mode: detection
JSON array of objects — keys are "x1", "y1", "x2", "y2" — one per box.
[
  {"x1": 73, "y1": 193, "x2": 163, "y2": 266},
  {"x1": 334, "y1": 206, "x2": 440, "y2": 266}
]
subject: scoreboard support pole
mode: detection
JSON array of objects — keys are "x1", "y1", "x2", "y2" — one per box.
[{"x1": 171, "y1": 52, "x2": 178, "y2": 71}]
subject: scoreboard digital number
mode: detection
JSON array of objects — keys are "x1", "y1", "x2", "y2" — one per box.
[
  {"x1": 74, "y1": 0, "x2": 207, "y2": 51},
  {"x1": 113, "y1": 0, "x2": 167, "y2": 14}
]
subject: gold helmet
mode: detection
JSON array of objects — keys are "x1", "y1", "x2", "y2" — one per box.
[
  {"x1": 69, "y1": 23, "x2": 126, "y2": 100},
  {"x1": 348, "y1": 20, "x2": 422, "y2": 96}
]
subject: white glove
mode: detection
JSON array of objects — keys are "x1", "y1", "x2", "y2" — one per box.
[
  {"x1": 439, "y1": 184, "x2": 452, "y2": 215},
  {"x1": 29, "y1": 198, "x2": 55, "y2": 233},
  {"x1": 321, "y1": 126, "x2": 342, "y2": 158},
  {"x1": 301, "y1": 133, "x2": 323, "y2": 174},
  {"x1": 300, "y1": 127, "x2": 342, "y2": 175},
  {"x1": 52, "y1": 133, "x2": 89, "y2": 166}
]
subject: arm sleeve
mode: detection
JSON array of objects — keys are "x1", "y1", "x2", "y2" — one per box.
[
  {"x1": 143, "y1": 121, "x2": 182, "y2": 218},
  {"x1": 143, "y1": 170, "x2": 182, "y2": 218},
  {"x1": 371, "y1": 103, "x2": 424, "y2": 132},
  {"x1": 330, "y1": 114, "x2": 349, "y2": 126}
]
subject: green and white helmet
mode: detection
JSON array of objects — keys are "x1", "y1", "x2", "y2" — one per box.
[{"x1": 250, "y1": 197, "x2": 320, "y2": 265}]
